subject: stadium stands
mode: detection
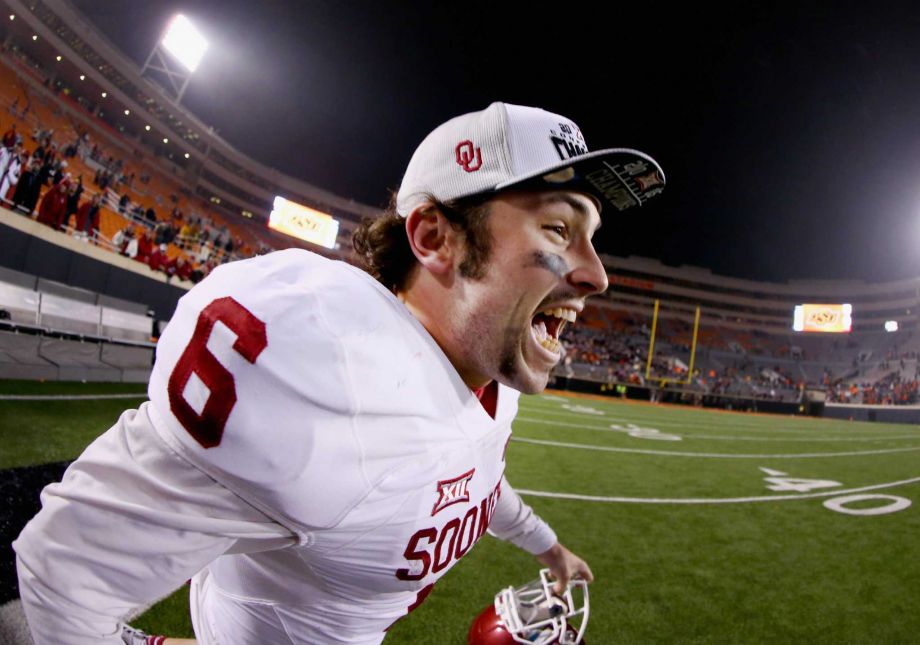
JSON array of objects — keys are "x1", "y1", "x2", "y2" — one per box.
[{"x1": 1, "y1": 1, "x2": 919, "y2": 413}]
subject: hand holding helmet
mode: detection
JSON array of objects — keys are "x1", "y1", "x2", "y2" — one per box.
[{"x1": 468, "y1": 568, "x2": 589, "y2": 645}]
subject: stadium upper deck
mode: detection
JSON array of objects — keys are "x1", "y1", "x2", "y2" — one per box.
[
  {"x1": 1, "y1": 0, "x2": 917, "y2": 407},
  {"x1": 600, "y1": 254, "x2": 919, "y2": 335},
  {"x1": 0, "y1": 0, "x2": 380, "y2": 249}
]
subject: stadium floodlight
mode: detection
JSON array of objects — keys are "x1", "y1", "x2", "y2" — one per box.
[
  {"x1": 161, "y1": 15, "x2": 208, "y2": 73},
  {"x1": 140, "y1": 14, "x2": 209, "y2": 104}
]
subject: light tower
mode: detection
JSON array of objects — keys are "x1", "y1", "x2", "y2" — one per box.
[{"x1": 140, "y1": 14, "x2": 208, "y2": 104}]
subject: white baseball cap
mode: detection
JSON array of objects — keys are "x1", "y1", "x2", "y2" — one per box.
[{"x1": 396, "y1": 102, "x2": 665, "y2": 216}]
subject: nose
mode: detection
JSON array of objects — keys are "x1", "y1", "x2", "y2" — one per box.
[{"x1": 568, "y1": 241, "x2": 609, "y2": 296}]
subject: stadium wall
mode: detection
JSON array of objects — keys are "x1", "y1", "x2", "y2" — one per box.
[
  {"x1": 823, "y1": 402, "x2": 920, "y2": 425},
  {"x1": 0, "y1": 209, "x2": 186, "y2": 320}
]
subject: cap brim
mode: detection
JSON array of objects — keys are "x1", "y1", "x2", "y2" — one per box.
[{"x1": 495, "y1": 148, "x2": 666, "y2": 213}]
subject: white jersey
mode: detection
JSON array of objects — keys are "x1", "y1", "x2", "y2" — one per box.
[{"x1": 15, "y1": 249, "x2": 557, "y2": 644}]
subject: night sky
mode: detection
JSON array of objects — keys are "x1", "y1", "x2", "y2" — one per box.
[{"x1": 69, "y1": 0, "x2": 920, "y2": 283}]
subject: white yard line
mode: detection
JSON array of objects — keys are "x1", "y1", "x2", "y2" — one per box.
[
  {"x1": 514, "y1": 416, "x2": 920, "y2": 442},
  {"x1": 522, "y1": 401, "x2": 920, "y2": 434},
  {"x1": 516, "y1": 476, "x2": 920, "y2": 504},
  {"x1": 510, "y1": 436, "x2": 920, "y2": 459},
  {"x1": 519, "y1": 407, "x2": 887, "y2": 433}
]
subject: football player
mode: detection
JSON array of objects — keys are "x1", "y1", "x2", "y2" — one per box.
[{"x1": 15, "y1": 102, "x2": 664, "y2": 644}]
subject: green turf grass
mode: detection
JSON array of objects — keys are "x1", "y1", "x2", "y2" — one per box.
[
  {"x1": 0, "y1": 378, "x2": 147, "y2": 396},
  {"x1": 0, "y1": 379, "x2": 147, "y2": 468},
  {"x1": 0, "y1": 400, "x2": 145, "y2": 469},
  {"x1": 4, "y1": 387, "x2": 919, "y2": 643}
]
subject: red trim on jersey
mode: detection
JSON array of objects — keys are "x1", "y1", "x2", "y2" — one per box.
[{"x1": 472, "y1": 381, "x2": 498, "y2": 419}]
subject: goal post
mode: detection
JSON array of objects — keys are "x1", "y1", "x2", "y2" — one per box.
[{"x1": 645, "y1": 299, "x2": 701, "y2": 386}]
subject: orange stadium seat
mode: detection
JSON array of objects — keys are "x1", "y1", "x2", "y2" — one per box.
[{"x1": 0, "y1": 54, "x2": 277, "y2": 274}]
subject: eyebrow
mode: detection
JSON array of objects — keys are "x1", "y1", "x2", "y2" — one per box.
[{"x1": 539, "y1": 193, "x2": 603, "y2": 233}]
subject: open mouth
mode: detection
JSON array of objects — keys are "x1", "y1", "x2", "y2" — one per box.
[{"x1": 531, "y1": 307, "x2": 577, "y2": 355}]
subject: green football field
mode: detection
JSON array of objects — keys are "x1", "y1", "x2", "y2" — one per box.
[{"x1": 2, "y1": 380, "x2": 919, "y2": 644}]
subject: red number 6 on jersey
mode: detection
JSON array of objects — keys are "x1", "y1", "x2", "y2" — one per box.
[{"x1": 168, "y1": 297, "x2": 267, "y2": 448}]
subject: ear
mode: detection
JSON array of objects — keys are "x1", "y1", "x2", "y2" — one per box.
[{"x1": 404, "y1": 205, "x2": 457, "y2": 276}]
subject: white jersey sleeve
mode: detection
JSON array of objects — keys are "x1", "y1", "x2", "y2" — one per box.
[
  {"x1": 14, "y1": 403, "x2": 294, "y2": 645},
  {"x1": 487, "y1": 476, "x2": 558, "y2": 555}
]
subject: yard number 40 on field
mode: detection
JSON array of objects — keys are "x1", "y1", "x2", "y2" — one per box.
[{"x1": 759, "y1": 468, "x2": 912, "y2": 516}]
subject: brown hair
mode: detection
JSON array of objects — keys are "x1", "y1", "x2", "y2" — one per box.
[{"x1": 352, "y1": 192, "x2": 493, "y2": 292}]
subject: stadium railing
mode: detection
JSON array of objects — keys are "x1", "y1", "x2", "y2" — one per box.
[{"x1": 0, "y1": 265, "x2": 155, "y2": 382}]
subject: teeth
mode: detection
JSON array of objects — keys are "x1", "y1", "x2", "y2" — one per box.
[
  {"x1": 541, "y1": 307, "x2": 578, "y2": 323},
  {"x1": 539, "y1": 337, "x2": 562, "y2": 353}
]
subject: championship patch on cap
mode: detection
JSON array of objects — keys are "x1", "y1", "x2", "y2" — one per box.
[{"x1": 396, "y1": 102, "x2": 665, "y2": 216}]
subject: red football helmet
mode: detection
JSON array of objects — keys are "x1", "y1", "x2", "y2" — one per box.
[{"x1": 468, "y1": 569, "x2": 589, "y2": 645}]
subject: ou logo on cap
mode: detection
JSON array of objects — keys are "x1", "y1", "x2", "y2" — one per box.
[{"x1": 455, "y1": 140, "x2": 482, "y2": 173}]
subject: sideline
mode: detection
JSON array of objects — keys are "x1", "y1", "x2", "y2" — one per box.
[{"x1": 538, "y1": 388, "x2": 840, "y2": 422}]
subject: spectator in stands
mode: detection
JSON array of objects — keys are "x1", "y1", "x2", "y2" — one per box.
[
  {"x1": 64, "y1": 135, "x2": 81, "y2": 159},
  {"x1": 145, "y1": 206, "x2": 156, "y2": 223},
  {"x1": 36, "y1": 157, "x2": 54, "y2": 187},
  {"x1": 162, "y1": 253, "x2": 179, "y2": 281},
  {"x1": 197, "y1": 241, "x2": 213, "y2": 264},
  {"x1": 163, "y1": 220, "x2": 177, "y2": 244},
  {"x1": 98, "y1": 169, "x2": 111, "y2": 191},
  {"x1": 113, "y1": 225, "x2": 138, "y2": 258},
  {"x1": 12, "y1": 158, "x2": 42, "y2": 215},
  {"x1": 148, "y1": 243, "x2": 169, "y2": 273},
  {"x1": 174, "y1": 256, "x2": 192, "y2": 282},
  {"x1": 32, "y1": 140, "x2": 46, "y2": 163},
  {"x1": 51, "y1": 160, "x2": 68, "y2": 187},
  {"x1": 178, "y1": 220, "x2": 193, "y2": 249},
  {"x1": 44, "y1": 142, "x2": 58, "y2": 168},
  {"x1": 135, "y1": 228, "x2": 154, "y2": 265},
  {"x1": 2, "y1": 123, "x2": 17, "y2": 149},
  {"x1": 74, "y1": 193, "x2": 102, "y2": 238},
  {"x1": 118, "y1": 192, "x2": 129, "y2": 214},
  {"x1": 0, "y1": 143, "x2": 22, "y2": 199},
  {"x1": 153, "y1": 220, "x2": 167, "y2": 245},
  {"x1": 64, "y1": 176, "x2": 83, "y2": 225},
  {"x1": 36, "y1": 179, "x2": 71, "y2": 230},
  {"x1": 189, "y1": 263, "x2": 205, "y2": 283}
]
